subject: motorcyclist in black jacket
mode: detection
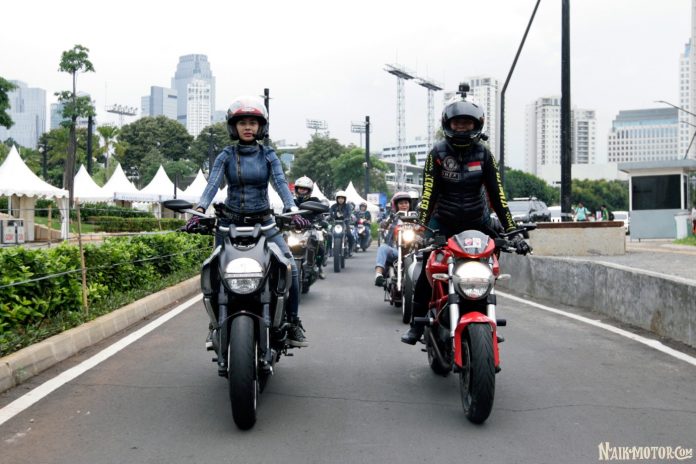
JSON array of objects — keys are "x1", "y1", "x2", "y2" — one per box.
[
  {"x1": 401, "y1": 88, "x2": 531, "y2": 345},
  {"x1": 293, "y1": 175, "x2": 327, "y2": 279},
  {"x1": 329, "y1": 190, "x2": 356, "y2": 254}
]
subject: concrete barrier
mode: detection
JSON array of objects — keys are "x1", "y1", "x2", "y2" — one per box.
[
  {"x1": 528, "y1": 221, "x2": 626, "y2": 256},
  {"x1": 498, "y1": 253, "x2": 696, "y2": 348}
]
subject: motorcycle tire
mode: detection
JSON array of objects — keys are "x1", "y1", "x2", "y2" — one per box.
[
  {"x1": 333, "y1": 240, "x2": 341, "y2": 273},
  {"x1": 228, "y1": 315, "x2": 258, "y2": 430},
  {"x1": 460, "y1": 323, "x2": 495, "y2": 424}
]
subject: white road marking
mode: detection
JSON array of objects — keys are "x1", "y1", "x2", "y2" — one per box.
[
  {"x1": 0, "y1": 294, "x2": 202, "y2": 427},
  {"x1": 498, "y1": 291, "x2": 696, "y2": 367}
]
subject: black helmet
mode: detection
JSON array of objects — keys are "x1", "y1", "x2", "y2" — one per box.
[
  {"x1": 441, "y1": 99, "x2": 485, "y2": 148},
  {"x1": 226, "y1": 96, "x2": 269, "y2": 141}
]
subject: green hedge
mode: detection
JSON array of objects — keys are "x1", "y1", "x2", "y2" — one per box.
[
  {"x1": 88, "y1": 216, "x2": 185, "y2": 232},
  {"x1": 0, "y1": 233, "x2": 211, "y2": 353}
]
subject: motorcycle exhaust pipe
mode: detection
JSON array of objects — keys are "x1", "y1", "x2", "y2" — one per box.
[{"x1": 427, "y1": 327, "x2": 450, "y2": 370}]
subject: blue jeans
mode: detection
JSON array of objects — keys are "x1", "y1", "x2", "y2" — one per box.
[
  {"x1": 375, "y1": 244, "x2": 397, "y2": 271},
  {"x1": 216, "y1": 218, "x2": 300, "y2": 320}
]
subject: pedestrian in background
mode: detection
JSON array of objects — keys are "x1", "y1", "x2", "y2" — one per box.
[{"x1": 574, "y1": 201, "x2": 590, "y2": 222}]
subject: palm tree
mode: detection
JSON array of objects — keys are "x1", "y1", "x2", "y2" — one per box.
[{"x1": 97, "y1": 124, "x2": 119, "y2": 173}]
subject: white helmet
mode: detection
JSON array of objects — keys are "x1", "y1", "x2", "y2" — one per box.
[
  {"x1": 226, "y1": 96, "x2": 268, "y2": 141},
  {"x1": 295, "y1": 176, "x2": 314, "y2": 190},
  {"x1": 335, "y1": 190, "x2": 347, "y2": 201}
]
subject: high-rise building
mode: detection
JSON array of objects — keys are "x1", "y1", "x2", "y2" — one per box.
[
  {"x1": 381, "y1": 136, "x2": 430, "y2": 167},
  {"x1": 571, "y1": 109, "x2": 597, "y2": 165},
  {"x1": 0, "y1": 80, "x2": 46, "y2": 149},
  {"x1": 526, "y1": 96, "x2": 596, "y2": 174},
  {"x1": 171, "y1": 54, "x2": 215, "y2": 131},
  {"x1": 690, "y1": 0, "x2": 696, "y2": 159},
  {"x1": 141, "y1": 86, "x2": 177, "y2": 120},
  {"x1": 607, "y1": 108, "x2": 679, "y2": 163},
  {"x1": 186, "y1": 79, "x2": 212, "y2": 137},
  {"x1": 679, "y1": 39, "x2": 692, "y2": 157}
]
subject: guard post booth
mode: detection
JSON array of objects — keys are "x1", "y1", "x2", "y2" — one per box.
[{"x1": 618, "y1": 159, "x2": 696, "y2": 240}]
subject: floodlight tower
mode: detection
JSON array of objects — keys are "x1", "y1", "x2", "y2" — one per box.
[
  {"x1": 106, "y1": 104, "x2": 138, "y2": 127},
  {"x1": 416, "y1": 77, "x2": 443, "y2": 152},
  {"x1": 306, "y1": 119, "x2": 328, "y2": 135},
  {"x1": 351, "y1": 120, "x2": 368, "y2": 148},
  {"x1": 385, "y1": 64, "x2": 415, "y2": 189}
]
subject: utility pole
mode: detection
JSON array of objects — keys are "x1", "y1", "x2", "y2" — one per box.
[
  {"x1": 365, "y1": 115, "x2": 371, "y2": 196},
  {"x1": 87, "y1": 115, "x2": 94, "y2": 175},
  {"x1": 560, "y1": 0, "x2": 572, "y2": 218}
]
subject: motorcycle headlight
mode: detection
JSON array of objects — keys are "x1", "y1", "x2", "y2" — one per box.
[
  {"x1": 334, "y1": 224, "x2": 343, "y2": 234},
  {"x1": 287, "y1": 232, "x2": 307, "y2": 248},
  {"x1": 402, "y1": 228, "x2": 416, "y2": 243},
  {"x1": 452, "y1": 261, "x2": 494, "y2": 300},
  {"x1": 224, "y1": 258, "x2": 264, "y2": 294}
]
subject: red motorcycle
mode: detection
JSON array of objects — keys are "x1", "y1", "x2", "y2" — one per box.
[{"x1": 413, "y1": 225, "x2": 533, "y2": 424}]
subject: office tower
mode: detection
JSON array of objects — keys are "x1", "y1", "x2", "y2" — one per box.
[
  {"x1": 607, "y1": 108, "x2": 679, "y2": 163},
  {"x1": 0, "y1": 80, "x2": 46, "y2": 148},
  {"x1": 141, "y1": 86, "x2": 177, "y2": 120},
  {"x1": 171, "y1": 54, "x2": 215, "y2": 131}
]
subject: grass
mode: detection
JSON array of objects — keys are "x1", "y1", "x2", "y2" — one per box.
[
  {"x1": 34, "y1": 215, "x2": 98, "y2": 234},
  {"x1": 674, "y1": 235, "x2": 696, "y2": 246}
]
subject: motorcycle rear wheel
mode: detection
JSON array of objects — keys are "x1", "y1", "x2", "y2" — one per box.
[
  {"x1": 228, "y1": 316, "x2": 258, "y2": 430},
  {"x1": 460, "y1": 323, "x2": 495, "y2": 424}
]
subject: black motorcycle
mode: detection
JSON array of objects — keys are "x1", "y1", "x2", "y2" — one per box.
[
  {"x1": 330, "y1": 219, "x2": 350, "y2": 273},
  {"x1": 356, "y1": 217, "x2": 371, "y2": 251},
  {"x1": 284, "y1": 201, "x2": 330, "y2": 294},
  {"x1": 163, "y1": 199, "x2": 312, "y2": 430}
]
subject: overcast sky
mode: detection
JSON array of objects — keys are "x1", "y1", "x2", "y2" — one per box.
[{"x1": 1, "y1": 0, "x2": 691, "y2": 169}]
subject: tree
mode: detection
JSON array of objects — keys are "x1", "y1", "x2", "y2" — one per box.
[
  {"x1": 118, "y1": 116, "x2": 193, "y2": 171},
  {"x1": 290, "y1": 134, "x2": 346, "y2": 196},
  {"x1": 38, "y1": 127, "x2": 91, "y2": 187},
  {"x1": 58, "y1": 44, "x2": 95, "y2": 205},
  {"x1": 503, "y1": 168, "x2": 559, "y2": 205},
  {"x1": 571, "y1": 179, "x2": 628, "y2": 213},
  {"x1": 329, "y1": 147, "x2": 389, "y2": 196},
  {"x1": 0, "y1": 77, "x2": 17, "y2": 129},
  {"x1": 188, "y1": 122, "x2": 229, "y2": 171},
  {"x1": 96, "y1": 124, "x2": 119, "y2": 172}
]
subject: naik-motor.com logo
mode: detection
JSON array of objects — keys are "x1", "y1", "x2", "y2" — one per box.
[{"x1": 598, "y1": 442, "x2": 693, "y2": 461}]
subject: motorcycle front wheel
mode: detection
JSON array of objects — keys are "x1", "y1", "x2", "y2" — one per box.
[
  {"x1": 333, "y1": 240, "x2": 341, "y2": 273},
  {"x1": 228, "y1": 315, "x2": 258, "y2": 430},
  {"x1": 459, "y1": 323, "x2": 495, "y2": 424}
]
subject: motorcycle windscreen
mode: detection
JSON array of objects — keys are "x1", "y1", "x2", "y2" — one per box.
[{"x1": 448, "y1": 230, "x2": 494, "y2": 258}]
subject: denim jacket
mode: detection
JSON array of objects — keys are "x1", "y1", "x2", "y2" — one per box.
[{"x1": 197, "y1": 143, "x2": 295, "y2": 214}]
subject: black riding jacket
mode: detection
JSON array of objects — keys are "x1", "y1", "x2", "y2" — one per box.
[{"x1": 417, "y1": 140, "x2": 515, "y2": 232}]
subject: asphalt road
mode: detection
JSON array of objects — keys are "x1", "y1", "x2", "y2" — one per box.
[{"x1": 1, "y1": 247, "x2": 695, "y2": 464}]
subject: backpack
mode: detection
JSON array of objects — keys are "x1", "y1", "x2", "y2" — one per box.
[{"x1": 608, "y1": 211, "x2": 615, "y2": 221}]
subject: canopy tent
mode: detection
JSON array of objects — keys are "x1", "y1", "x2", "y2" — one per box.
[
  {"x1": 181, "y1": 169, "x2": 208, "y2": 203},
  {"x1": 0, "y1": 146, "x2": 69, "y2": 240},
  {"x1": 311, "y1": 183, "x2": 328, "y2": 201},
  {"x1": 344, "y1": 181, "x2": 379, "y2": 216},
  {"x1": 103, "y1": 163, "x2": 140, "y2": 200},
  {"x1": 74, "y1": 165, "x2": 111, "y2": 203},
  {"x1": 210, "y1": 184, "x2": 285, "y2": 214}
]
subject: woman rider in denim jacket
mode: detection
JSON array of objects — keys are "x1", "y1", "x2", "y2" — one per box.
[{"x1": 194, "y1": 96, "x2": 308, "y2": 347}]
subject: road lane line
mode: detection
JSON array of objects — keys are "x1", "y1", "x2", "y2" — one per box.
[
  {"x1": 497, "y1": 291, "x2": 696, "y2": 367},
  {"x1": 0, "y1": 294, "x2": 202, "y2": 427}
]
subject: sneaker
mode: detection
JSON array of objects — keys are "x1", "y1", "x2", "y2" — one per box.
[
  {"x1": 400, "y1": 325, "x2": 424, "y2": 345},
  {"x1": 374, "y1": 273, "x2": 385, "y2": 287},
  {"x1": 317, "y1": 268, "x2": 326, "y2": 280},
  {"x1": 288, "y1": 319, "x2": 309, "y2": 347}
]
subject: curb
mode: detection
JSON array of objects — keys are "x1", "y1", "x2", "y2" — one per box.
[{"x1": 0, "y1": 276, "x2": 200, "y2": 394}]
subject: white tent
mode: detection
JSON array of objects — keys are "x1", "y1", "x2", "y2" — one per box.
[
  {"x1": 181, "y1": 169, "x2": 208, "y2": 203},
  {"x1": 311, "y1": 183, "x2": 328, "y2": 201},
  {"x1": 103, "y1": 163, "x2": 140, "y2": 200},
  {"x1": 137, "y1": 165, "x2": 186, "y2": 200},
  {"x1": 210, "y1": 184, "x2": 285, "y2": 214},
  {"x1": 74, "y1": 165, "x2": 110, "y2": 203},
  {"x1": 0, "y1": 146, "x2": 69, "y2": 240},
  {"x1": 344, "y1": 181, "x2": 379, "y2": 216}
]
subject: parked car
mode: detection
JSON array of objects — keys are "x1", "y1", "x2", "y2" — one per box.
[
  {"x1": 508, "y1": 197, "x2": 552, "y2": 223},
  {"x1": 548, "y1": 205, "x2": 574, "y2": 223},
  {"x1": 612, "y1": 210, "x2": 630, "y2": 234}
]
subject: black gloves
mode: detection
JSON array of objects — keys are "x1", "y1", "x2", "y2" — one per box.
[{"x1": 511, "y1": 234, "x2": 532, "y2": 255}]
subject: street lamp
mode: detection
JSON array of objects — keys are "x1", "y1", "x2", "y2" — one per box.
[
  {"x1": 37, "y1": 143, "x2": 51, "y2": 180},
  {"x1": 655, "y1": 100, "x2": 696, "y2": 159}
]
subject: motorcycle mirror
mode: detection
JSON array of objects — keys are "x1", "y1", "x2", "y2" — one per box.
[
  {"x1": 298, "y1": 200, "x2": 329, "y2": 213},
  {"x1": 163, "y1": 199, "x2": 193, "y2": 212},
  {"x1": 434, "y1": 235, "x2": 447, "y2": 246}
]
